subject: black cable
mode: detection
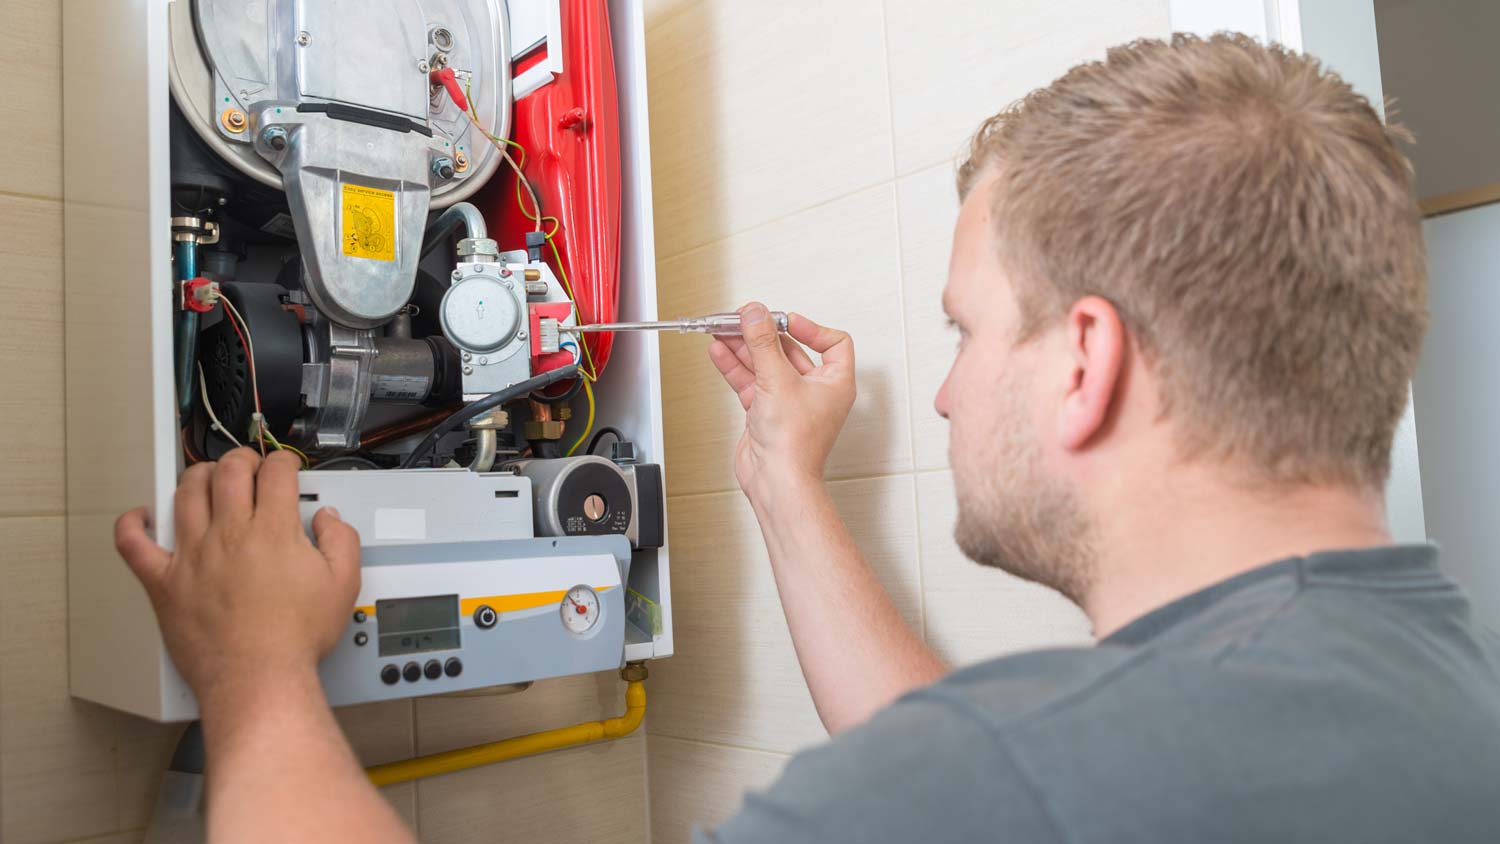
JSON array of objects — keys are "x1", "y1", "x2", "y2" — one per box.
[
  {"x1": 400, "y1": 365, "x2": 579, "y2": 469},
  {"x1": 587, "y1": 426, "x2": 626, "y2": 456},
  {"x1": 313, "y1": 456, "x2": 383, "y2": 471}
]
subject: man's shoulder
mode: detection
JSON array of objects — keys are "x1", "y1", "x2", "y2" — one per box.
[{"x1": 914, "y1": 643, "x2": 1148, "y2": 731}]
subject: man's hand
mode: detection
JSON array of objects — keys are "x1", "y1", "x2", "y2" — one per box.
[
  {"x1": 114, "y1": 448, "x2": 360, "y2": 708},
  {"x1": 708, "y1": 304, "x2": 944, "y2": 734},
  {"x1": 708, "y1": 302, "x2": 856, "y2": 501}
]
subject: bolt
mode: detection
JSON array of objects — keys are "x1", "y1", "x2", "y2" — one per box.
[
  {"x1": 296, "y1": 31, "x2": 311, "y2": 46},
  {"x1": 454, "y1": 150, "x2": 469, "y2": 172},
  {"x1": 462, "y1": 365, "x2": 474, "y2": 376},
  {"x1": 431, "y1": 157, "x2": 456, "y2": 181},
  {"x1": 261, "y1": 126, "x2": 289, "y2": 151},
  {"x1": 478, "y1": 356, "x2": 489, "y2": 365},
  {"x1": 452, "y1": 269, "x2": 463, "y2": 281},
  {"x1": 517, "y1": 330, "x2": 527, "y2": 341},
  {"x1": 461, "y1": 351, "x2": 472, "y2": 362},
  {"x1": 220, "y1": 108, "x2": 247, "y2": 133},
  {"x1": 418, "y1": 59, "x2": 430, "y2": 73}
]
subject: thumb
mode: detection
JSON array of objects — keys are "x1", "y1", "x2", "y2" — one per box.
[
  {"x1": 740, "y1": 302, "x2": 794, "y2": 385},
  {"x1": 312, "y1": 507, "x2": 362, "y2": 589},
  {"x1": 115, "y1": 507, "x2": 172, "y2": 600}
]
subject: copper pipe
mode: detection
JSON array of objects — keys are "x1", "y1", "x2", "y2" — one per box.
[{"x1": 360, "y1": 404, "x2": 463, "y2": 451}]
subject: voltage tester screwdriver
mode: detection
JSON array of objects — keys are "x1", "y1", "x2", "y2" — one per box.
[{"x1": 575, "y1": 311, "x2": 790, "y2": 336}]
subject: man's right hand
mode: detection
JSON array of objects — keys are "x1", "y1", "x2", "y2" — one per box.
[
  {"x1": 114, "y1": 448, "x2": 361, "y2": 710},
  {"x1": 708, "y1": 302, "x2": 856, "y2": 502}
]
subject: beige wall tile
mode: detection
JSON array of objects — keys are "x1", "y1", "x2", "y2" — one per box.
[
  {"x1": 0, "y1": 0, "x2": 62, "y2": 198},
  {"x1": 647, "y1": 736, "x2": 788, "y2": 844},
  {"x1": 896, "y1": 162, "x2": 962, "y2": 471},
  {"x1": 646, "y1": 0, "x2": 894, "y2": 258},
  {"x1": 114, "y1": 722, "x2": 178, "y2": 830},
  {"x1": 415, "y1": 735, "x2": 647, "y2": 844},
  {"x1": 644, "y1": 0, "x2": 697, "y2": 31},
  {"x1": 915, "y1": 472, "x2": 1092, "y2": 667},
  {"x1": 658, "y1": 183, "x2": 912, "y2": 497},
  {"x1": 884, "y1": 0, "x2": 1172, "y2": 175},
  {"x1": 648, "y1": 476, "x2": 922, "y2": 755},
  {"x1": 0, "y1": 516, "x2": 117, "y2": 844},
  {"x1": 0, "y1": 194, "x2": 65, "y2": 516}
]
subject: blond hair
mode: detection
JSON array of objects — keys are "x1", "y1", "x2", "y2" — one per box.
[{"x1": 959, "y1": 33, "x2": 1427, "y2": 488}]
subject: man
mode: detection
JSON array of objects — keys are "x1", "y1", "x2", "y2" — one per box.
[{"x1": 116, "y1": 33, "x2": 1500, "y2": 843}]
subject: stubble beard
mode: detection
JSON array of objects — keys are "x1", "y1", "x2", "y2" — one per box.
[{"x1": 951, "y1": 386, "x2": 1097, "y2": 605}]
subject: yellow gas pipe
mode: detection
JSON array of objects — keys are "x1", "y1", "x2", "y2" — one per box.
[{"x1": 366, "y1": 664, "x2": 648, "y2": 787}]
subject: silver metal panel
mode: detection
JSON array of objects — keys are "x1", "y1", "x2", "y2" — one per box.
[
  {"x1": 295, "y1": 468, "x2": 535, "y2": 544},
  {"x1": 295, "y1": 0, "x2": 429, "y2": 120},
  {"x1": 170, "y1": 0, "x2": 509, "y2": 208},
  {"x1": 320, "y1": 536, "x2": 630, "y2": 708},
  {"x1": 253, "y1": 106, "x2": 443, "y2": 327}
]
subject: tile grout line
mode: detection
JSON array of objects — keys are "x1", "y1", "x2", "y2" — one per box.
[
  {"x1": 648, "y1": 730, "x2": 797, "y2": 762},
  {"x1": 874, "y1": 0, "x2": 931, "y2": 645},
  {"x1": 0, "y1": 187, "x2": 63, "y2": 204},
  {"x1": 665, "y1": 466, "x2": 949, "y2": 504}
]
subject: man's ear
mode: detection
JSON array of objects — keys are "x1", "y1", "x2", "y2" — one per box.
[{"x1": 1057, "y1": 296, "x2": 1126, "y2": 451}]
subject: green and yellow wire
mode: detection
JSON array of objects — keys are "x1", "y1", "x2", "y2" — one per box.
[{"x1": 460, "y1": 74, "x2": 599, "y2": 455}]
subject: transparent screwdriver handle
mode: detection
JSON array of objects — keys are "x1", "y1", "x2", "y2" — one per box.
[{"x1": 684, "y1": 311, "x2": 790, "y2": 335}]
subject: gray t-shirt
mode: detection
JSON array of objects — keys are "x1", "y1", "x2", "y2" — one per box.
[{"x1": 699, "y1": 546, "x2": 1500, "y2": 843}]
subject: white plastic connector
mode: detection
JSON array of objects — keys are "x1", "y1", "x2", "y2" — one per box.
[{"x1": 538, "y1": 317, "x2": 561, "y2": 354}]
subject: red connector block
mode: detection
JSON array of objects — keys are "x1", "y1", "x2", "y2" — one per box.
[
  {"x1": 529, "y1": 301, "x2": 577, "y2": 375},
  {"x1": 182, "y1": 277, "x2": 219, "y2": 313}
]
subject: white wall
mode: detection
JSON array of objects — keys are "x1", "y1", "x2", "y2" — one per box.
[
  {"x1": 1375, "y1": 0, "x2": 1500, "y2": 201},
  {"x1": 1412, "y1": 203, "x2": 1500, "y2": 628}
]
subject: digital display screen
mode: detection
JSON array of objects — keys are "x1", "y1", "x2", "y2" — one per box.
[{"x1": 376, "y1": 594, "x2": 461, "y2": 657}]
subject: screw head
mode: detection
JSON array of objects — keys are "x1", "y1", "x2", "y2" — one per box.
[
  {"x1": 418, "y1": 59, "x2": 430, "y2": 73},
  {"x1": 461, "y1": 351, "x2": 472, "y2": 362},
  {"x1": 452, "y1": 270, "x2": 463, "y2": 281},
  {"x1": 462, "y1": 365, "x2": 474, "y2": 376},
  {"x1": 296, "y1": 31, "x2": 311, "y2": 46},
  {"x1": 517, "y1": 331, "x2": 527, "y2": 340},
  {"x1": 478, "y1": 356, "x2": 489, "y2": 365},
  {"x1": 499, "y1": 267, "x2": 512, "y2": 277}
]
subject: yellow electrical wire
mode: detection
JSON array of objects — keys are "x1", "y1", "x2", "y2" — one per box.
[{"x1": 565, "y1": 377, "x2": 595, "y2": 457}]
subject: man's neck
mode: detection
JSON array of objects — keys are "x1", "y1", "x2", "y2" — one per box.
[{"x1": 1082, "y1": 468, "x2": 1392, "y2": 639}]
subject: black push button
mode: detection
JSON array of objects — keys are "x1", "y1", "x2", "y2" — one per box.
[
  {"x1": 474, "y1": 604, "x2": 498, "y2": 629},
  {"x1": 380, "y1": 664, "x2": 400, "y2": 685},
  {"x1": 424, "y1": 659, "x2": 442, "y2": 680},
  {"x1": 444, "y1": 657, "x2": 463, "y2": 678},
  {"x1": 354, "y1": 631, "x2": 368, "y2": 646},
  {"x1": 353, "y1": 609, "x2": 367, "y2": 624},
  {"x1": 402, "y1": 661, "x2": 421, "y2": 683}
]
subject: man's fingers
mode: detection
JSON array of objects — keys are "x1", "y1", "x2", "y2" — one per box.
[
  {"x1": 781, "y1": 336, "x2": 815, "y2": 375},
  {"x1": 174, "y1": 462, "x2": 214, "y2": 552},
  {"x1": 709, "y1": 339, "x2": 757, "y2": 395},
  {"x1": 211, "y1": 448, "x2": 262, "y2": 524},
  {"x1": 312, "y1": 507, "x2": 362, "y2": 594},
  {"x1": 254, "y1": 450, "x2": 305, "y2": 530},
  {"x1": 787, "y1": 313, "x2": 854, "y2": 367},
  {"x1": 115, "y1": 507, "x2": 172, "y2": 598},
  {"x1": 739, "y1": 302, "x2": 795, "y2": 386}
]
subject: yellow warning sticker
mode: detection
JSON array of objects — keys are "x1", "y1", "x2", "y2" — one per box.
[{"x1": 341, "y1": 184, "x2": 396, "y2": 262}]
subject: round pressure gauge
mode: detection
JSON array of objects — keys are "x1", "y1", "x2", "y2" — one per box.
[{"x1": 560, "y1": 585, "x2": 601, "y2": 636}]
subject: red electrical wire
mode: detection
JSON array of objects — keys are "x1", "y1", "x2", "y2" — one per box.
[{"x1": 220, "y1": 303, "x2": 267, "y2": 456}]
